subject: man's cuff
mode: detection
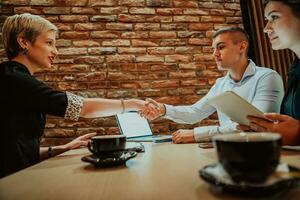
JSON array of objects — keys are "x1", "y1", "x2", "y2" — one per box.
[{"x1": 193, "y1": 126, "x2": 219, "y2": 142}]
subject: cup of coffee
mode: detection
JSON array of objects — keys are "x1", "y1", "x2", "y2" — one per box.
[
  {"x1": 88, "y1": 135, "x2": 126, "y2": 158},
  {"x1": 213, "y1": 132, "x2": 281, "y2": 183}
]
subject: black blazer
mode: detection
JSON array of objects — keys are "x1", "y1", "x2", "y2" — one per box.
[{"x1": 281, "y1": 58, "x2": 300, "y2": 120}]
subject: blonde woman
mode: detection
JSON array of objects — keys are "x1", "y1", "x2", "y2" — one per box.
[{"x1": 0, "y1": 13, "x2": 145, "y2": 177}]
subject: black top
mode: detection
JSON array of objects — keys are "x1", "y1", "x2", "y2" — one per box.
[
  {"x1": 281, "y1": 58, "x2": 300, "y2": 120},
  {"x1": 0, "y1": 61, "x2": 68, "y2": 178}
]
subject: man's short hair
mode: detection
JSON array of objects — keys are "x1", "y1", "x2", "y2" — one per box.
[
  {"x1": 212, "y1": 27, "x2": 250, "y2": 55},
  {"x1": 2, "y1": 13, "x2": 58, "y2": 60}
]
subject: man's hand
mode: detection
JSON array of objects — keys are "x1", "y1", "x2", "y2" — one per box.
[
  {"x1": 139, "y1": 98, "x2": 165, "y2": 120},
  {"x1": 172, "y1": 129, "x2": 196, "y2": 144}
]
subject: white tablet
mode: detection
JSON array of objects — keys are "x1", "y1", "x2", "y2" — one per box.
[{"x1": 208, "y1": 91, "x2": 265, "y2": 126}]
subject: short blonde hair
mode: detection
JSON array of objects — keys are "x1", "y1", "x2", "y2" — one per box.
[{"x1": 2, "y1": 13, "x2": 58, "y2": 60}]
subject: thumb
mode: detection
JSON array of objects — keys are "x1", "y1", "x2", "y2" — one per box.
[{"x1": 146, "y1": 98, "x2": 160, "y2": 108}]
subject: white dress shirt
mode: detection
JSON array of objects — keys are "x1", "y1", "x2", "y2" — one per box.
[{"x1": 164, "y1": 60, "x2": 284, "y2": 142}]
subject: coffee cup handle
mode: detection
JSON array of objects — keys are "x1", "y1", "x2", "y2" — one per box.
[{"x1": 88, "y1": 141, "x2": 97, "y2": 155}]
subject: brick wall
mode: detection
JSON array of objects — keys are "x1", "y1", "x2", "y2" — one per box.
[{"x1": 0, "y1": 0, "x2": 242, "y2": 146}]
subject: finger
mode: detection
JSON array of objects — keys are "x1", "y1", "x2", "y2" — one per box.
[
  {"x1": 263, "y1": 113, "x2": 292, "y2": 122},
  {"x1": 146, "y1": 98, "x2": 160, "y2": 108},
  {"x1": 249, "y1": 122, "x2": 266, "y2": 132}
]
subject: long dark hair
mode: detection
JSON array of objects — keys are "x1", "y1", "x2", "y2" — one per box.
[{"x1": 263, "y1": 0, "x2": 300, "y2": 18}]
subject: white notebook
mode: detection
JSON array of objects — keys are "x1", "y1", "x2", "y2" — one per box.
[{"x1": 208, "y1": 91, "x2": 266, "y2": 126}]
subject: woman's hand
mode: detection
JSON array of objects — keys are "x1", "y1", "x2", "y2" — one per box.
[
  {"x1": 246, "y1": 113, "x2": 300, "y2": 145},
  {"x1": 64, "y1": 132, "x2": 97, "y2": 150}
]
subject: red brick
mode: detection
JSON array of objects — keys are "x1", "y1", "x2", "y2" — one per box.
[
  {"x1": 89, "y1": 82, "x2": 108, "y2": 89},
  {"x1": 137, "y1": 89, "x2": 163, "y2": 97},
  {"x1": 150, "y1": 64, "x2": 178, "y2": 71},
  {"x1": 149, "y1": 31, "x2": 176, "y2": 39},
  {"x1": 89, "y1": 0, "x2": 118, "y2": 6},
  {"x1": 160, "y1": 39, "x2": 186, "y2": 46},
  {"x1": 169, "y1": 71, "x2": 196, "y2": 78},
  {"x1": 180, "y1": 79, "x2": 207, "y2": 86},
  {"x1": 132, "y1": 40, "x2": 159, "y2": 47},
  {"x1": 118, "y1": 14, "x2": 146, "y2": 22},
  {"x1": 138, "y1": 72, "x2": 167, "y2": 80},
  {"x1": 14, "y1": 6, "x2": 42, "y2": 14},
  {"x1": 102, "y1": 39, "x2": 130, "y2": 47},
  {"x1": 136, "y1": 55, "x2": 164, "y2": 62},
  {"x1": 198, "y1": 2, "x2": 223, "y2": 9},
  {"x1": 74, "y1": 56, "x2": 104, "y2": 64},
  {"x1": 147, "y1": 16, "x2": 172, "y2": 22},
  {"x1": 71, "y1": 7, "x2": 97, "y2": 14},
  {"x1": 189, "y1": 23, "x2": 213, "y2": 31},
  {"x1": 55, "y1": 23, "x2": 72, "y2": 31},
  {"x1": 168, "y1": 88, "x2": 195, "y2": 96},
  {"x1": 120, "y1": 0, "x2": 145, "y2": 6},
  {"x1": 226, "y1": 17, "x2": 242, "y2": 24},
  {"x1": 88, "y1": 47, "x2": 117, "y2": 55},
  {"x1": 194, "y1": 54, "x2": 214, "y2": 61},
  {"x1": 107, "y1": 90, "x2": 137, "y2": 98},
  {"x1": 175, "y1": 47, "x2": 202, "y2": 54},
  {"x1": 165, "y1": 55, "x2": 191, "y2": 63},
  {"x1": 54, "y1": 58, "x2": 74, "y2": 64},
  {"x1": 210, "y1": 9, "x2": 235, "y2": 16},
  {"x1": 177, "y1": 31, "x2": 204, "y2": 38},
  {"x1": 90, "y1": 15, "x2": 117, "y2": 22},
  {"x1": 44, "y1": 129, "x2": 75, "y2": 137},
  {"x1": 174, "y1": 0, "x2": 198, "y2": 8},
  {"x1": 91, "y1": 31, "x2": 119, "y2": 39},
  {"x1": 201, "y1": 16, "x2": 225, "y2": 23},
  {"x1": 121, "y1": 32, "x2": 148, "y2": 39},
  {"x1": 58, "y1": 47, "x2": 87, "y2": 55},
  {"x1": 3, "y1": 0, "x2": 29, "y2": 5},
  {"x1": 59, "y1": 15, "x2": 88, "y2": 22},
  {"x1": 199, "y1": 69, "x2": 222, "y2": 77},
  {"x1": 179, "y1": 63, "x2": 206, "y2": 70},
  {"x1": 156, "y1": 8, "x2": 183, "y2": 15},
  {"x1": 65, "y1": 0, "x2": 88, "y2": 6},
  {"x1": 183, "y1": 8, "x2": 209, "y2": 15},
  {"x1": 56, "y1": 39, "x2": 72, "y2": 47},
  {"x1": 107, "y1": 72, "x2": 137, "y2": 80},
  {"x1": 161, "y1": 24, "x2": 187, "y2": 31},
  {"x1": 152, "y1": 80, "x2": 179, "y2": 88},
  {"x1": 224, "y1": 3, "x2": 240, "y2": 10},
  {"x1": 101, "y1": 7, "x2": 128, "y2": 14},
  {"x1": 30, "y1": 0, "x2": 55, "y2": 6},
  {"x1": 73, "y1": 40, "x2": 100, "y2": 47},
  {"x1": 148, "y1": 47, "x2": 174, "y2": 55},
  {"x1": 146, "y1": 0, "x2": 172, "y2": 7},
  {"x1": 129, "y1": 8, "x2": 155, "y2": 14},
  {"x1": 106, "y1": 55, "x2": 135, "y2": 63},
  {"x1": 58, "y1": 64, "x2": 89, "y2": 72},
  {"x1": 106, "y1": 23, "x2": 133, "y2": 30},
  {"x1": 76, "y1": 72, "x2": 106, "y2": 81},
  {"x1": 135, "y1": 23, "x2": 160, "y2": 31},
  {"x1": 188, "y1": 38, "x2": 211, "y2": 46},
  {"x1": 43, "y1": 7, "x2": 70, "y2": 14},
  {"x1": 45, "y1": 16, "x2": 59, "y2": 23},
  {"x1": 74, "y1": 23, "x2": 104, "y2": 31},
  {"x1": 118, "y1": 47, "x2": 146, "y2": 54},
  {"x1": 57, "y1": 82, "x2": 88, "y2": 91},
  {"x1": 60, "y1": 31, "x2": 89, "y2": 39}
]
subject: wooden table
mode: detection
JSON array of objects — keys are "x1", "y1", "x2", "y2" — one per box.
[{"x1": 0, "y1": 142, "x2": 300, "y2": 200}]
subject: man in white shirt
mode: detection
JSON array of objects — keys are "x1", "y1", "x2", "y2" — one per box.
[{"x1": 140, "y1": 27, "x2": 284, "y2": 144}]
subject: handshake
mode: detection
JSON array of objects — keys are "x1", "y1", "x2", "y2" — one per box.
[{"x1": 139, "y1": 98, "x2": 166, "y2": 121}]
